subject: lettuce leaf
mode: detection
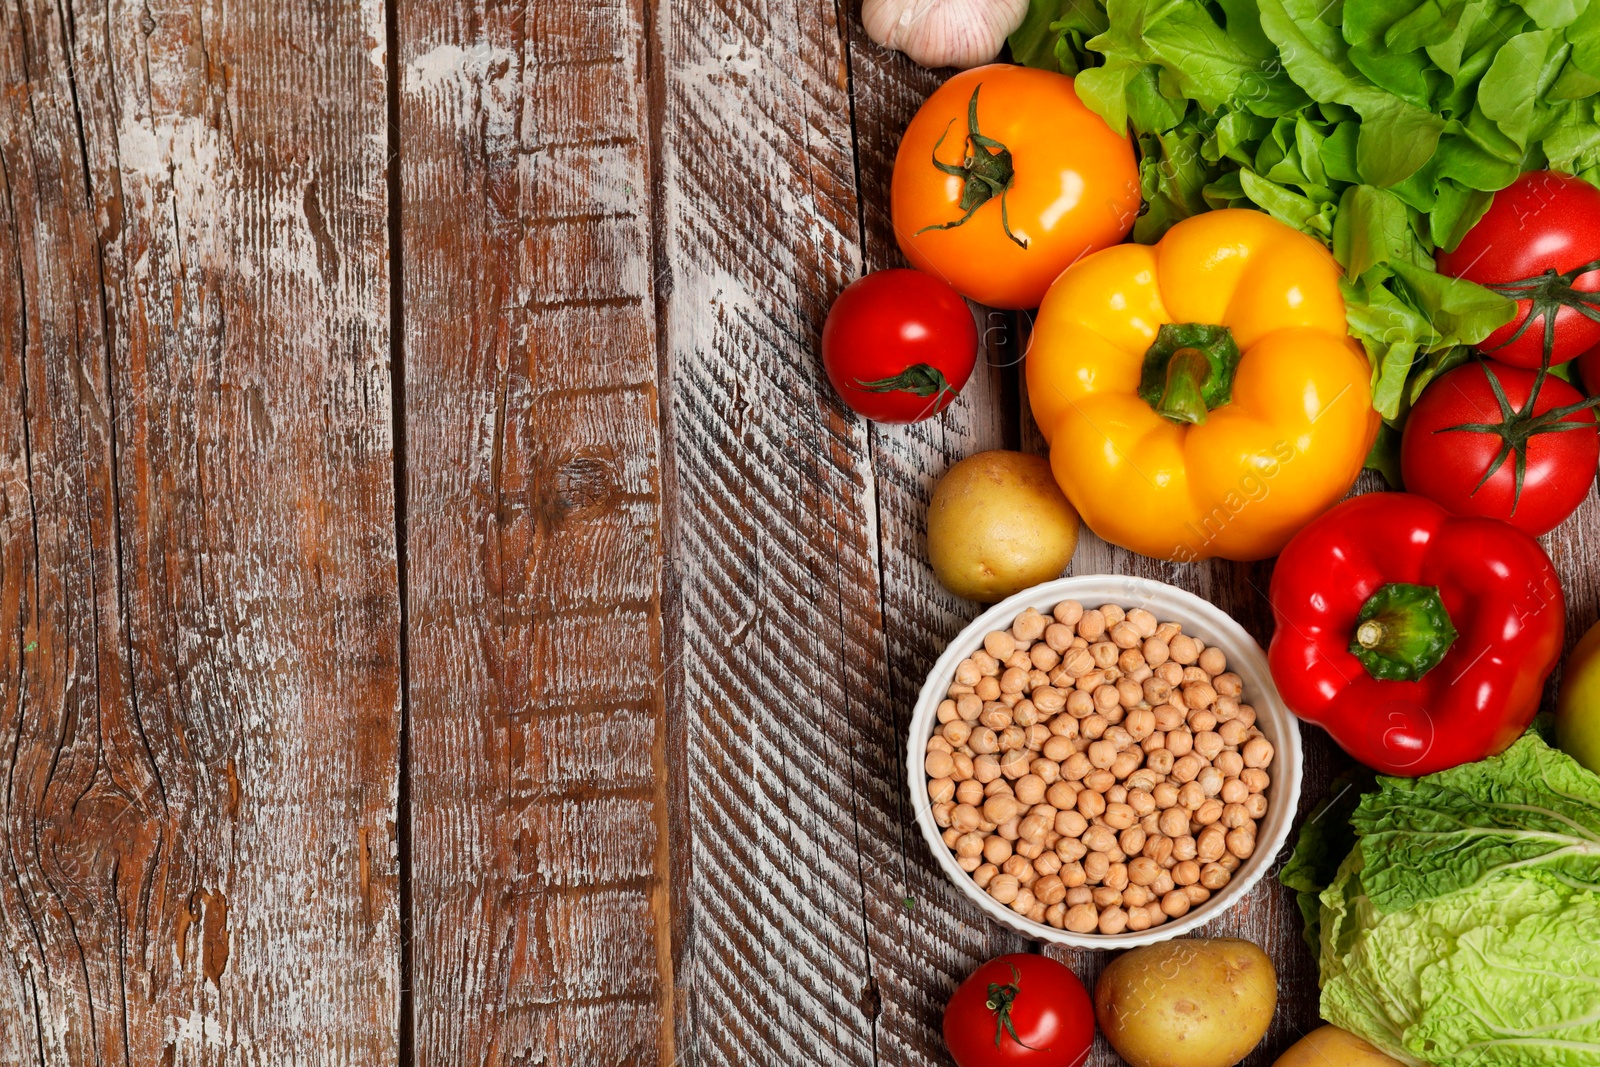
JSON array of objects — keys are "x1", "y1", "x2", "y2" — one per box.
[{"x1": 1283, "y1": 731, "x2": 1600, "y2": 1066}]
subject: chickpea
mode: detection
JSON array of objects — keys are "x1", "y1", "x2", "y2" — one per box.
[
  {"x1": 1196, "y1": 645, "x2": 1226, "y2": 676},
  {"x1": 1183, "y1": 681, "x2": 1217, "y2": 709},
  {"x1": 1153, "y1": 703, "x2": 1185, "y2": 732},
  {"x1": 1212, "y1": 695, "x2": 1239, "y2": 721},
  {"x1": 1082, "y1": 825, "x2": 1118, "y2": 854},
  {"x1": 950, "y1": 752, "x2": 975, "y2": 781},
  {"x1": 1151, "y1": 870, "x2": 1176, "y2": 895},
  {"x1": 1126, "y1": 905, "x2": 1152, "y2": 932},
  {"x1": 1244, "y1": 793, "x2": 1269, "y2": 819},
  {"x1": 1219, "y1": 853, "x2": 1241, "y2": 872},
  {"x1": 1014, "y1": 774, "x2": 1046, "y2": 805},
  {"x1": 1218, "y1": 719, "x2": 1250, "y2": 746},
  {"x1": 983, "y1": 794, "x2": 1022, "y2": 824},
  {"x1": 1184, "y1": 884, "x2": 1210, "y2": 906},
  {"x1": 1171, "y1": 835, "x2": 1197, "y2": 862},
  {"x1": 1066, "y1": 690, "x2": 1096, "y2": 718},
  {"x1": 969, "y1": 727, "x2": 999, "y2": 755},
  {"x1": 1103, "y1": 802, "x2": 1137, "y2": 830},
  {"x1": 1077, "y1": 609, "x2": 1107, "y2": 642},
  {"x1": 1168, "y1": 634, "x2": 1199, "y2": 665},
  {"x1": 1141, "y1": 677, "x2": 1172, "y2": 706},
  {"x1": 999, "y1": 748, "x2": 1030, "y2": 778},
  {"x1": 1197, "y1": 825, "x2": 1227, "y2": 863},
  {"x1": 955, "y1": 832, "x2": 986, "y2": 859},
  {"x1": 1114, "y1": 677, "x2": 1143, "y2": 708},
  {"x1": 1118, "y1": 826, "x2": 1146, "y2": 856},
  {"x1": 1055, "y1": 810, "x2": 1089, "y2": 838},
  {"x1": 929, "y1": 778, "x2": 956, "y2": 803},
  {"x1": 1031, "y1": 873, "x2": 1066, "y2": 906},
  {"x1": 1082, "y1": 769, "x2": 1115, "y2": 793},
  {"x1": 1161, "y1": 889, "x2": 1191, "y2": 917},
  {"x1": 1194, "y1": 798, "x2": 1224, "y2": 827},
  {"x1": 1098, "y1": 604, "x2": 1126, "y2": 627},
  {"x1": 1047, "y1": 714, "x2": 1078, "y2": 739},
  {"x1": 933, "y1": 802, "x2": 956, "y2": 829},
  {"x1": 1199, "y1": 862, "x2": 1231, "y2": 891},
  {"x1": 1066, "y1": 885, "x2": 1093, "y2": 906},
  {"x1": 1226, "y1": 828, "x2": 1256, "y2": 859},
  {"x1": 1061, "y1": 753, "x2": 1092, "y2": 782},
  {"x1": 1030, "y1": 645, "x2": 1060, "y2": 673},
  {"x1": 1023, "y1": 814, "x2": 1055, "y2": 844},
  {"x1": 1032, "y1": 687, "x2": 1066, "y2": 716},
  {"x1": 975, "y1": 676, "x2": 1001, "y2": 702},
  {"x1": 984, "y1": 631, "x2": 1017, "y2": 661},
  {"x1": 1109, "y1": 621, "x2": 1142, "y2": 650},
  {"x1": 942, "y1": 827, "x2": 961, "y2": 849},
  {"x1": 1172, "y1": 859, "x2": 1200, "y2": 886},
  {"x1": 1152, "y1": 782, "x2": 1180, "y2": 810},
  {"x1": 1147, "y1": 749, "x2": 1175, "y2": 776},
  {"x1": 1098, "y1": 906, "x2": 1129, "y2": 934},
  {"x1": 1060, "y1": 860, "x2": 1087, "y2": 887},
  {"x1": 1158, "y1": 807, "x2": 1189, "y2": 838},
  {"x1": 1012, "y1": 607, "x2": 1048, "y2": 643},
  {"x1": 1243, "y1": 736, "x2": 1274, "y2": 769},
  {"x1": 1045, "y1": 782, "x2": 1078, "y2": 811},
  {"x1": 1080, "y1": 714, "x2": 1109, "y2": 740},
  {"x1": 1171, "y1": 754, "x2": 1206, "y2": 784},
  {"x1": 1241, "y1": 767, "x2": 1270, "y2": 793},
  {"x1": 1236, "y1": 704, "x2": 1257, "y2": 728},
  {"x1": 1214, "y1": 749, "x2": 1244, "y2": 778},
  {"x1": 1030, "y1": 759, "x2": 1060, "y2": 786},
  {"x1": 980, "y1": 705, "x2": 1013, "y2": 730},
  {"x1": 1142, "y1": 636, "x2": 1170, "y2": 668},
  {"x1": 924, "y1": 749, "x2": 955, "y2": 779},
  {"x1": 1003, "y1": 856, "x2": 1032, "y2": 882},
  {"x1": 1214, "y1": 672, "x2": 1242, "y2": 698},
  {"x1": 1083, "y1": 851, "x2": 1111, "y2": 883},
  {"x1": 955, "y1": 779, "x2": 985, "y2": 806},
  {"x1": 1033, "y1": 852, "x2": 1062, "y2": 878},
  {"x1": 1088, "y1": 886, "x2": 1121, "y2": 910},
  {"x1": 1166, "y1": 729, "x2": 1194, "y2": 758},
  {"x1": 958, "y1": 854, "x2": 983, "y2": 872},
  {"x1": 988, "y1": 872, "x2": 1021, "y2": 905},
  {"x1": 1077, "y1": 789, "x2": 1107, "y2": 820},
  {"x1": 1220, "y1": 802, "x2": 1252, "y2": 829},
  {"x1": 1064, "y1": 903, "x2": 1099, "y2": 933},
  {"x1": 1128, "y1": 855, "x2": 1161, "y2": 885},
  {"x1": 1219, "y1": 777, "x2": 1248, "y2": 805}
]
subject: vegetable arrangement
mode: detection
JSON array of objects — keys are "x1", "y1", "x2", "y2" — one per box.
[{"x1": 819, "y1": 0, "x2": 1600, "y2": 1063}]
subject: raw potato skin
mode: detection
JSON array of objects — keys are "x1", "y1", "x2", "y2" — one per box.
[
  {"x1": 1094, "y1": 938, "x2": 1278, "y2": 1067},
  {"x1": 927, "y1": 451, "x2": 1080, "y2": 603},
  {"x1": 1272, "y1": 1026, "x2": 1407, "y2": 1067}
]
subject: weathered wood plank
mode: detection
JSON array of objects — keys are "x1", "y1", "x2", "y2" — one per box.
[
  {"x1": 395, "y1": 1, "x2": 675, "y2": 1063},
  {"x1": 654, "y1": 2, "x2": 896, "y2": 1063},
  {"x1": 845, "y1": 35, "x2": 1035, "y2": 1067},
  {"x1": 0, "y1": 0, "x2": 401, "y2": 1063}
]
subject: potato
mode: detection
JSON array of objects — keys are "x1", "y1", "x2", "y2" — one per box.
[
  {"x1": 927, "y1": 451, "x2": 1079, "y2": 602},
  {"x1": 1095, "y1": 937, "x2": 1277, "y2": 1067},
  {"x1": 1273, "y1": 1025, "x2": 1404, "y2": 1067}
]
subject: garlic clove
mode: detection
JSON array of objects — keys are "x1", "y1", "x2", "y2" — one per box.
[{"x1": 861, "y1": 0, "x2": 1030, "y2": 71}]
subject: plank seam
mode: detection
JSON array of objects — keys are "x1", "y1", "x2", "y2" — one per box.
[{"x1": 385, "y1": 1, "x2": 416, "y2": 1063}]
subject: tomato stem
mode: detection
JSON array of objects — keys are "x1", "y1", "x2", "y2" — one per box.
[
  {"x1": 915, "y1": 85, "x2": 1027, "y2": 250},
  {"x1": 985, "y1": 963, "x2": 1045, "y2": 1051}
]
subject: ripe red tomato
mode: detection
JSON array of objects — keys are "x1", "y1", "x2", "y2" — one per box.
[
  {"x1": 1436, "y1": 172, "x2": 1600, "y2": 369},
  {"x1": 943, "y1": 954, "x2": 1093, "y2": 1067},
  {"x1": 1401, "y1": 362, "x2": 1599, "y2": 536},
  {"x1": 821, "y1": 269, "x2": 978, "y2": 423}
]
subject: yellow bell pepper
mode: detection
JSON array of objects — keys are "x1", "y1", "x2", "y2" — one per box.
[{"x1": 1025, "y1": 209, "x2": 1378, "y2": 562}]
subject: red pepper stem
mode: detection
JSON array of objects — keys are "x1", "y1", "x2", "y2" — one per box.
[{"x1": 1348, "y1": 583, "x2": 1459, "y2": 683}]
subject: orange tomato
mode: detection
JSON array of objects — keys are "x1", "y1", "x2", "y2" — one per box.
[{"x1": 891, "y1": 65, "x2": 1139, "y2": 310}]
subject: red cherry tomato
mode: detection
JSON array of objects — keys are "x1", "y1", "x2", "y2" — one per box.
[
  {"x1": 1436, "y1": 172, "x2": 1600, "y2": 369},
  {"x1": 943, "y1": 954, "x2": 1093, "y2": 1067},
  {"x1": 1401, "y1": 362, "x2": 1599, "y2": 536},
  {"x1": 821, "y1": 269, "x2": 978, "y2": 423}
]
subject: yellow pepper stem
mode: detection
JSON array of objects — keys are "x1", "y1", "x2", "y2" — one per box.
[
  {"x1": 1157, "y1": 348, "x2": 1213, "y2": 425},
  {"x1": 1138, "y1": 322, "x2": 1242, "y2": 427}
]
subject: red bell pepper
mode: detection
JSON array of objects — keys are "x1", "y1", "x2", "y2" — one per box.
[{"x1": 1269, "y1": 493, "x2": 1564, "y2": 775}]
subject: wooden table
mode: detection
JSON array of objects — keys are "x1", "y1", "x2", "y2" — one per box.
[{"x1": 4, "y1": 1, "x2": 1597, "y2": 1064}]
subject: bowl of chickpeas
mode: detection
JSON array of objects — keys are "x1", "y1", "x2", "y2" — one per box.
[{"x1": 908, "y1": 574, "x2": 1302, "y2": 948}]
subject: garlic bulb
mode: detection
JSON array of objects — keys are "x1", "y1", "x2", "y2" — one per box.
[{"x1": 861, "y1": 0, "x2": 1030, "y2": 71}]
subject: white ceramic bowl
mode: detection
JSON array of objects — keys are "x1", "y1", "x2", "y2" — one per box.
[{"x1": 908, "y1": 574, "x2": 1302, "y2": 949}]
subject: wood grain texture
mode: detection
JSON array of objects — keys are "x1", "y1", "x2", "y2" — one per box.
[
  {"x1": 845, "y1": 32, "x2": 1034, "y2": 1067},
  {"x1": 0, "y1": 0, "x2": 401, "y2": 1063},
  {"x1": 654, "y1": 1, "x2": 893, "y2": 1063},
  {"x1": 395, "y1": 1, "x2": 675, "y2": 1064}
]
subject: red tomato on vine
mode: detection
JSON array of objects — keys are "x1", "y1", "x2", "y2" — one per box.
[
  {"x1": 1437, "y1": 172, "x2": 1600, "y2": 369},
  {"x1": 821, "y1": 269, "x2": 978, "y2": 423},
  {"x1": 1401, "y1": 361, "x2": 1599, "y2": 536},
  {"x1": 943, "y1": 954, "x2": 1093, "y2": 1067}
]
